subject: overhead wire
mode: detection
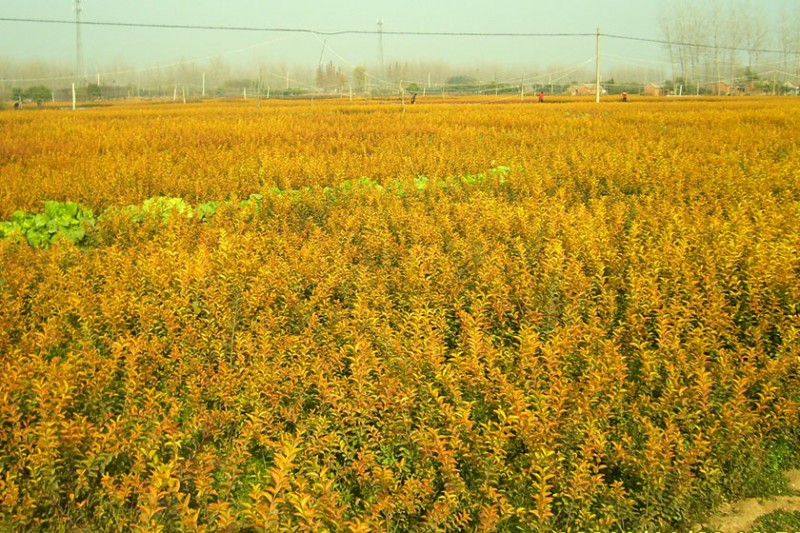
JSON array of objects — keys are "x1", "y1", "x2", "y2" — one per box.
[
  {"x1": 0, "y1": 17, "x2": 595, "y2": 39},
  {"x1": 3, "y1": 16, "x2": 799, "y2": 56},
  {"x1": 0, "y1": 32, "x2": 305, "y2": 84},
  {"x1": 603, "y1": 33, "x2": 800, "y2": 56},
  {"x1": 2, "y1": 16, "x2": 798, "y2": 89}
]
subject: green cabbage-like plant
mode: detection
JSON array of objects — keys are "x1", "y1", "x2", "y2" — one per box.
[
  {"x1": 139, "y1": 196, "x2": 195, "y2": 220},
  {"x1": 0, "y1": 201, "x2": 94, "y2": 247},
  {"x1": 196, "y1": 200, "x2": 219, "y2": 221}
]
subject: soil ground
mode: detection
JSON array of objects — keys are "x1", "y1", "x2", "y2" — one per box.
[{"x1": 699, "y1": 470, "x2": 800, "y2": 533}]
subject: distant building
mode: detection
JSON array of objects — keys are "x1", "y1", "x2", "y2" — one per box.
[
  {"x1": 710, "y1": 82, "x2": 764, "y2": 96},
  {"x1": 643, "y1": 83, "x2": 663, "y2": 96},
  {"x1": 712, "y1": 82, "x2": 731, "y2": 95},
  {"x1": 741, "y1": 82, "x2": 766, "y2": 95},
  {"x1": 566, "y1": 84, "x2": 605, "y2": 96}
]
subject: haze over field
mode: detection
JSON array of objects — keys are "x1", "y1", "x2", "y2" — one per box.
[{"x1": 1, "y1": 0, "x2": 799, "y2": 91}]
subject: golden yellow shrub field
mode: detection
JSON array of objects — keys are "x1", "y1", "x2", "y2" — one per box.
[{"x1": 0, "y1": 96, "x2": 799, "y2": 531}]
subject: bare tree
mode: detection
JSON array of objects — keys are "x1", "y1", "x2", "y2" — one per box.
[
  {"x1": 777, "y1": 6, "x2": 800, "y2": 80},
  {"x1": 658, "y1": 3, "x2": 678, "y2": 83},
  {"x1": 740, "y1": 0, "x2": 769, "y2": 70},
  {"x1": 660, "y1": 0, "x2": 711, "y2": 92}
]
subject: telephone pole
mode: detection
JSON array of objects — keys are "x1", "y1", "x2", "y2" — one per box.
[
  {"x1": 595, "y1": 28, "x2": 601, "y2": 103},
  {"x1": 377, "y1": 19, "x2": 385, "y2": 89},
  {"x1": 74, "y1": 0, "x2": 84, "y2": 82}
]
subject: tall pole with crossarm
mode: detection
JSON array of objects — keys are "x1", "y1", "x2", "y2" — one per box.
[
  {"x1": 74, "y1": 0, "x2": 85, "y2": 82},
  {"x1": 377, "y1": 19, "x2": 385, "y2": 90}
]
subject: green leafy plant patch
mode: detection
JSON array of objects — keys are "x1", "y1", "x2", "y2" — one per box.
[{"x1": 0, "y1": 201, "x2": 94, "y2": 247}]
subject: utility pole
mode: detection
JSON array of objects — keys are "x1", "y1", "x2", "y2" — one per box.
[
  {"x1": 377, "y1": 19, "x2": 385, "y2": 90},
  {"x1": 73, "y1": 0, "x2": 84, "y2": 82},
  {"x1": 595, "y1": 28, "x2": 601, "y2": 103}
]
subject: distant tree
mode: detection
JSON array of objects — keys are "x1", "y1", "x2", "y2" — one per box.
[
  {"x1": 315, "y1": 65, "x2": 324, "y2": 90},
  {"x1": 24, "y1": 85, "x2": 52, "y2": 108},
  {"x1": 446, "y1": 75, "x2": 477, "y2": 86},
  {"x1": 86, "y1": 83, "x2": 102, "y2": 100},
  {"x1": 315, "y1": 62, "x2": 344, "y2": 92},
  {"x1": 778, "y1": 6, "x2": 800, "y2": 80},
  {"x1": 352, "y1": 66, "x2": 367, "y2": 93},
  {"x1": 328, "y1": 63, "x2": 345, "y2": 92},
  {"x1": 659, "y1": 0, "x2": 787, "y2": 91},
  {"x1": 739, "y1": 0, "x2": 768, "y2": 70},
  {"x1": 337, "y1": 69, "x2": 347, "y2": 93},
  {"x1": 740, "y1": 66, "x2": 760, "y2": 82},
  {"x1": 659, "y1": 1, "x2": 704, "y2": 92}
]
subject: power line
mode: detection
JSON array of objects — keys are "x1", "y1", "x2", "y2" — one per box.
[
  {"x1": 0, "y1": 33, "x2": 304, "y2": 84},
  {"x1": 3, "y1": 16, "x2": 798, "y2": 89},
  {"x1": 3, "y1": 16, "x2": 798, "y2": 56},
  {"x1": 0, "y1": 17, "x2": 594, "y2": 38},
  {"x1": 604, "y1": 33, "x2": 800, "y2": 56}
]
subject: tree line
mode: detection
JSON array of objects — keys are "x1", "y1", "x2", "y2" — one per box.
[{"x1": 659, "y1": 0, "x2": 799, "y2": 93}]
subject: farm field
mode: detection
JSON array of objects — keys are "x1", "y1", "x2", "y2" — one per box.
[{"x1": 1, "y1": 96, "x2": 799, "y2": 531}]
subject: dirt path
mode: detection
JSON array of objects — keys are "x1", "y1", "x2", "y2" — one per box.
[{"x1": 700, "y1": 470, "x2": 800, "y2": 533}]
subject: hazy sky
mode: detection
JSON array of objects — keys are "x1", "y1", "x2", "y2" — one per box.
[{"x1": 0, "y1": 1, "x2": 795, "y2": 83}]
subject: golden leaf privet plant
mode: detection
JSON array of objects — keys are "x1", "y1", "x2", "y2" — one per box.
[{"x1": 0, "y1": 97, "x2": 799, "y2": 531}]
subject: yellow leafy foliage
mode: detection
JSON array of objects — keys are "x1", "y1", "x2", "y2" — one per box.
[{"x1": 0, "y1": 97, "x2": 799, "y2": 531}]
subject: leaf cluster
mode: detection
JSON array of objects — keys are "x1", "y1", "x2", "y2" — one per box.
[{"x1": 0, "y1": 201, "x2": 93, "y2": 247}]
